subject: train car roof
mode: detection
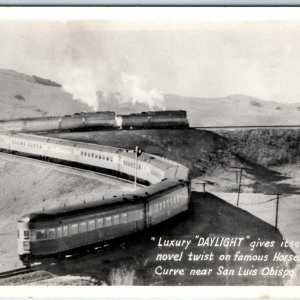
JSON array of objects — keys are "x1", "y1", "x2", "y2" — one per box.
[
  {"x1": 18, "y1": 179, "x2": 187, "y2": 223},
  {"x1": 4, "y1": 133, "x2": 180, "y2": 171},
  {"x1": 0, "y1": 111, "x2": 115, "y2": 123},
  {"x1": 118, "y1": 110, "x2": 187, "y2": 117}
]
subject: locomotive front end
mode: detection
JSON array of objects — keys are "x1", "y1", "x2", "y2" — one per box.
[{"x1": 17, "y1": 216, "x2": 32, "y2": 264}]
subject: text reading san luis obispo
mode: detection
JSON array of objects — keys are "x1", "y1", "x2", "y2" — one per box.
[{"x1": 151, "y1": 235, "x2": 300, "y2": 279}]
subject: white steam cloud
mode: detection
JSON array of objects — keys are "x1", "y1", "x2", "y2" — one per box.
[{"x1": 61, "y1": 65, "x2": 165, "y2": 111}]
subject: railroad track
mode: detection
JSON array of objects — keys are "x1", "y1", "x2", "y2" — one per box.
[
  {"x1": 0, "y1": 267, "x2": 31, "y2": 279},
  {"x1": 192, "y1": 125, "x2": 300, "y2": 130}
]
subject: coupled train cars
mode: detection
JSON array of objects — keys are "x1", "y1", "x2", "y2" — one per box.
[
  {"x1": 0, "y1": 132, "x2": 190, "y2": 263},
  {"x1": 0, "y1": 110, "x2": 189, "y2": 133}
]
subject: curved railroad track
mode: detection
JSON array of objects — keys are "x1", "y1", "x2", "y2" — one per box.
[{"x1": 0, "y1": 267, "x2": 32, "y2": 279}]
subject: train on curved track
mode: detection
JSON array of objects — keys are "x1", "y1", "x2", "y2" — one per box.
[
  {"x1": 0, "y1": 110, "x2": 189, "y2": 132},
  {"x1": 0, "y1": 110, "x2": 191, "y2": 265}
]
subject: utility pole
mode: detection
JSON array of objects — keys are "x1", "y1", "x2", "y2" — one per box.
[
  {"x1": 236, "y1": 169, "x2": 243, "y2": 207},
  {"x1": 275, "y1": 193, "x2": 280, "y2": 228},
  {"x1": 134, "y1": 146, "x2": 138, "y2": 191},
  {"x1": 230, "y1": 166, "x2": 252, "y2": 207},
  {"x1": 194, "y1": 180, "x2": 213, "y2": 193},
  {"x1": 134, "y1": 146, "x2": 142, "y2": 191}
]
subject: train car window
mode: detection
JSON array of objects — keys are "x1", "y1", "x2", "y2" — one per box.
[
  {"x1": 48, "y1": 228, "x2": 56, "y2": 239},
  {"x1": 154, "y1": 204, "x2": 157, "y2": 213},
  {"x1": 56, "y1": 227, "x2": 63, "y2": 238},
  {"x1": 106, "y1": 156, "x2": 109, "y2": 161},
  {"x1": 162, "y1": 201, "x2": 166, "y2": 209},
  {"x1": 63, "y1": 225, "x2": 68, "y2": 237},
  {"x1": 96, "y1": 218, "x2": 104, "y2": 228},
  {"x1": 105, "y1": 216, "x2": 112, "y2": 226},
  {"x1": 95, "y1": 155, "x2": 98, "y2": 159},
  {"x1": 70, "y1": 224, "x2": 79, "y2": 235},
  {"x1": 81, "y1": 151, "x2": 83, "y2": 156},
  {"x1": 121, "y1": 213, "x2": 128, "y2": 223},
  {"x1": 17, "y1": 230, "x2": 20, "y2": 239},
  {"x1": 36, "y1": 229, "x2": 47, "y2": 240},
  {"x1": 23, "y1": 230, "x2": 30, "y2": 239},
  {"x1": 88, "y1": 220, "x2": 96, "y2": 230},
  {"x1": 88, "y1": 153, "x2": 90, "y2": 157},
  {"x1": 91, "y1": 153, "x2": 94, "y2": 158},
  {"x1": 110, "y1": 156, "x2": 113, "y2": 162},
  {"x1": 113, "y1": 215, "x2": 120, "y2": 225},
  {"x1": 79, "y1": 221, "x2": 87, "y2": 233},
  {"x1": 99, "y1": 155, "x2": 101, "y2": 159},
  {"x1": 149, "y1": 205, "x2": 153, "y2": 214}
]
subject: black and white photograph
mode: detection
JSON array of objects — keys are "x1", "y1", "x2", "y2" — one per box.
[{"x1": 0, "y1": 7, "x2": 299, "y2": 288}]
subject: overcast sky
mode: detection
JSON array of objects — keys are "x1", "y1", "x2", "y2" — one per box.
[{"x1": 1, "y1": 9, "x2": 300, "y2": 105}]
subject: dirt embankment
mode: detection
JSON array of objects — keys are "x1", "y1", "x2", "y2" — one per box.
[{"x1": 219, "y1": 129, "x2": 300, "y2": 167}]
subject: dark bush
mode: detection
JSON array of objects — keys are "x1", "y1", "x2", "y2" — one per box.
[
  {"x1": 14, "y1": 95, "x2": 25, "y2": 101},
  {"x1": 32, "y1": 75, "x2": 61, "y2": 88},
  {"x1": 249, "y1": 100, "x2": 262, "y2": 107}
]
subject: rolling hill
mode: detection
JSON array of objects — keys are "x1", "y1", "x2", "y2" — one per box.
[
  {"x1": 164, "y1": 94, "x2": 300, "y2": 127},
  {"x1": 0, "y1": 69, "x2": 90, "y2": 120},
  {"x1": 1, "y1": 68, "x2": 300, "y2": 127}
]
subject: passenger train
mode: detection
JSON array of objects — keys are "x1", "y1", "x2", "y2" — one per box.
[
  {"x1": 0, "y1": 110, "x2": 189, "y2": 133},
  {"x1": 0, "y1": 132, "x2": 190, "y2": 264}
]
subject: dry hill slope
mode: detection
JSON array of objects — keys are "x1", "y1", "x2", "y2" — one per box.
[
  {"x1": 0, "y1": 69, "x2": 90, "y2": 119},
  {"x1": 164, "y1": 94, "x2": 300, "y2": 127}
]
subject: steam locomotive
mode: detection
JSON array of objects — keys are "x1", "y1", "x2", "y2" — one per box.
[{"x1": 0, "y1": 110, "x2": 189, "y2": 133}]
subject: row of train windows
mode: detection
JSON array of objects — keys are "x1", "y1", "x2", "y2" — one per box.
[
  {"x1": 123, "y1": 160, "x2": 145, "y2": 171},
  {"x1": 149, "y1": 195, "x2": 182, "y2": 214},
  {"x1": 80, "y1": 151, "x2": 113, "y2": 162},
  {"x1": 34, "y1": 210, "x2": 142, "y2": 240},
  {"x1": 12, "y1": 139, "x2": 42, "y2": 149}
]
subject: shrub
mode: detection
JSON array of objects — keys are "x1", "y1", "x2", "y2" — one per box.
[
  {"x1": 108, "y1": 265, "x2": 137, "y2": 285},
  {"x1": 32, "y1": 75, "x2": 61, "y2": 88},
  {"x1": 14, "y1": 94, "x2": 25, "y2": 101},
  {"x1": 249, "y1": 100, "x2": 262, "y2": 107}
]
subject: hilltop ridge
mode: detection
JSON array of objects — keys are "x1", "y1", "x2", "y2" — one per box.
[
  {"x1": 0, "y1": 69, "x2": 90, "y2": 120},
  {"x1": 1, "y1": 69, "x2": 300, "y2": 126}
]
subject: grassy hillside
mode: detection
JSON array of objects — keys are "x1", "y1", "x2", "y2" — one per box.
[
  {"x1": 164, "y1": 94, "x2": 300, "y2": 127},
  {"x1": 1, "y1": 69, "x2": 299, "y2": 127},
  {"x1": 219, "y1": 129, "x2": 300, "y2": 167},
  {"x1": 0, "y1": 69, "x2": 90, "y2": 119}
]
